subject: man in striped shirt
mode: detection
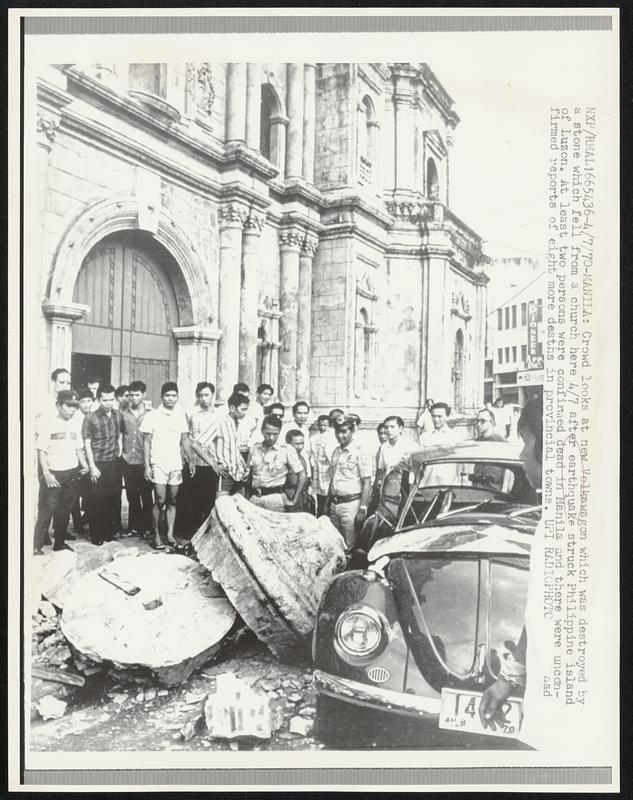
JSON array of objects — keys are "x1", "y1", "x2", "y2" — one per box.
[{"x1": 191, "y1": 391, "x2": 250, "y2": 496}]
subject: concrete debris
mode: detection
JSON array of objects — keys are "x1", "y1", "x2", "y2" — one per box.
[
  {"x1": 157, "y1": 690, "x2": 169, "y2": 697},
  {"x1": 287, "y1": 692, "x2": 303, "y2": 704},
  {"x1": 180, "y1": 712, "x2": 205, "y2": 742},
  {"x1": 61, "y1": 554, "x2": 236, "y2": 684},
  {"x1": 259, "y1": 678, "x2": 280, "y2": 692},
  {"x1": 192, "y1": 495, "x2": 346, "y2": 659},
  {"x1": 184, "y1": 692, "x2": 207, "y2": 705},
  {"x1": 204, "y1": 673, "x2": 272, "y2": 740},
  {"x1": 298, "y1": 706, "x2": 316, "y2": 718},
  {"x1": 36, "y1": 695, "x2": 68, "y2": 720},
  {"x1": 39, "y1": 601, "x2": 57, "y2": 619},
  {"x1": 144, "y1": 688, "x2": 157, "y2": 701},
  {"x1": 289, "y1": 716, "x2": 314, "y2": 736},
  {"x1": 47, "y1": 646, "x2": 72, "y2": 665},
  {"x1": 228, "y1": 741, "x2": 239, "y2": 751}
]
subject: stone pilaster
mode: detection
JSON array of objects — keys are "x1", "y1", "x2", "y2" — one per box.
[
  {"x1": 217, "y1": 202, "x2": 248, "y2": 401},
  {"x1": 278, "y1": 226, "x2": 304, "y2": 403},
  {"x1": 173, "y1": 325, "x2": 223, "y2": 410},
  {"x1": 245, "y1": 63, "x2": 262, "y2": 150},
  {"x1": 302, "y1": 64, "x2": 316, "y2": 183},
  {"x1": 42, "y1": 302, "x2": 90, "y2": 375},
  {"x1": 296, "y1": 232, "x2": 319, "y2": 401},
  {"x1": 391, "y1": 65, "x2": 416, "y2": 191},
  {"x1": 225, "y1": 63, "x2": 247, "y2": 143},
  {"x1": 239, "y1": 210, "x2": 266, "y2": 389},
  {"x1": 285, "y1": 64, "x2": 304, "y2": 179}
]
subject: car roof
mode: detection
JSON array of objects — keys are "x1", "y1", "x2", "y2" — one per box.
[
  {"x1": 401, "y1": 440, "x2": 524, "y2": 472},
  {"x1": 368, "y1": 514, "x2": 535, "y2": 561}
]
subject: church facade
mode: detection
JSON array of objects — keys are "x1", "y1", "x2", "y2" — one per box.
[{"x1": 32, "y1": 62, "x2": 488, "y2": 422}]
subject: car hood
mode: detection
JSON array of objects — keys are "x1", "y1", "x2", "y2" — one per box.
[{"x1": 368, "y1": 520, "x2": 533, "y2": 562}]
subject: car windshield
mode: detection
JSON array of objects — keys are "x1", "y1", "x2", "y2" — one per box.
[{"x1": 388, "y1": 460, "x2": 537, "y2": 531}]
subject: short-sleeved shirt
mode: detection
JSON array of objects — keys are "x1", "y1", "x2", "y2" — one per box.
[
  {"x1": 330, "y1": 440, "x2": 372, "y2": 495},
  {"x1": 82, "y1": 406, "x2": 123, "y2": 462},
  {"x1": 377, "y1": 437, "x2": 414, "y2": 474},
  {"x1": 139, "y1": 405, "x2": 189, "y2": 471},
  {"x1": 196, "y1": 410, "x2": 248, "y2": 482},
  {"x1": 248, "y1": 441, "x2": 303, "y2": 489},
  {"x1": 121, "y1": 403, "x2": 151, "y2": 465},
  {"x1": 416, "y1": 409, "x2": 433, "y2": 434},
  {"x1": 281, "y1": 422, "x2": 312, "y2": 478},
  {"x1": 188, "y1": 407, "x2": 217, "y2": 467},
  {"x1": 419, "y1": 426, "x2": 458, "y2": 448},
  {"x1": 36, "y1": 413, "x2": 82, "y2": 471},
  {"x1": 310, "y1": 432, "x2": 332, "y2": 495}
]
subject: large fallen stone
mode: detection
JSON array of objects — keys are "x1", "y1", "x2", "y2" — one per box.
[
  {"x1": 192, "y1": 495, "x2": 346, "y2": 660},
  {"x1": 60, "y1": 554, "x2": 236, "y2": 684}
]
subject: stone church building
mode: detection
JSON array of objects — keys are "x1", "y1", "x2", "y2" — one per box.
[{"x1": 33, "y1": 62, "x2": 488, "y2": 422}]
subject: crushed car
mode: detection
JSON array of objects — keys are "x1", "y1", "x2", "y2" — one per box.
[{"x1": 312, "y1": 441, "x2": 541, "y2": 748}]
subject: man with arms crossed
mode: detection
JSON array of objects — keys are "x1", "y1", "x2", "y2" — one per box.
[
  {"x1": 140, "y1": 382, "x2": 193, "y2": 550},
  {"x1": 120, "y1": 380, "x2": 153, "y2": 537}
]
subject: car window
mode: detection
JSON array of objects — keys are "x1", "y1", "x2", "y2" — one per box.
[
  {"x1": 488, "y1": 557, "x2": 530, "y2": 678},
  {"x1": 419, "y1": 462, "x2": 516, "y2": 493},
  {"x1": 402, "y1": 557, "x2": 482, "y2": 677}
]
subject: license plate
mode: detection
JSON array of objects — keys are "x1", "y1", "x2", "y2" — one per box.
[{"x1": 439, "y1": 688, "x2": 522, "y2": 738}]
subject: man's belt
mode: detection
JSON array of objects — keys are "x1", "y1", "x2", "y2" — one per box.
[
  {"x1": 331, "y1": 493, "x2": 361, "y2": 505},
  {"x1": 253, "y1": 485, "x2": 286, "y2": 497}
]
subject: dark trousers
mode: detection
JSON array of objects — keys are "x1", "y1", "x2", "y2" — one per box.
[
  {"x1": 87, "y1": 459, "x2": 122, "y2": 543},
  {"x1": 190, "y1": 465, "x2": 218, "y2": 528},
  {"x1": 316, "y1": 493, "x2": 328, "y2": 517},
  {"x1": 34, "y1": 469, "x2": 79, "y2": 550},
  {"x1": 122, "y1": 461, "x2": 153, "y2": 533},
  {"x1": 71, "y1": 473, "x2": 91, "y2": 531}
]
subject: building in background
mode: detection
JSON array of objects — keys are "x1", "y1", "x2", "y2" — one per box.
[
  {"x1": 32, "y1": 62, "x2": 487, "y2": 423},
  {"x1": 484, "y1": 258, "x2": 545, "y2": 406}
]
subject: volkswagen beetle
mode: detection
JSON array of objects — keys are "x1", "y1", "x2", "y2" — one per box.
[{"x1": 312, "y1": 442, "x2": 540, "y2": 748}]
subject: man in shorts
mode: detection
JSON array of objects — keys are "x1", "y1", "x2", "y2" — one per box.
[{"x1": 140, "y1": 382, "x2": 193, "y2": 550}]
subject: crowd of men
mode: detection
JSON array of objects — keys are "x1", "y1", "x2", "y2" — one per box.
[{"x1": 33, "y1": 367, "x2": 518, "y2": 556}]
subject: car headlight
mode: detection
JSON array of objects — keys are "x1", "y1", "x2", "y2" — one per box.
[{"x1": 335, "y1": 605, "x2": 385, "y2": 658}]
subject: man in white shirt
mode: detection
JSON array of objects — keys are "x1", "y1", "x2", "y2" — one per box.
[
  {"x1": 140, "y1": 381, "x2": 193, "y2": 550},
  {"x1": 418, "y1": 402, "x2": 458, "y2": 447},
  {"x1": 372, "y1": 415, "x2": 413, "y2": 496}
]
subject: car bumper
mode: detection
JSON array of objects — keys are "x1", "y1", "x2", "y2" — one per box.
[{"x1": 313, "y1": 669, "x2": 441, "y2": 720}]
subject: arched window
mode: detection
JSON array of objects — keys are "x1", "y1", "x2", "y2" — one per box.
[
  {"x1": 427, "y1": 157, "x2": 440, "y2": 201},
  {"x1": 354, "y1": 305, "x2": 377, "y2": 396},
  {"x1": 358, "y1": 95, "x2": 376, "y2": 186},
  {"x1": 260, "y1": 83, "x2": 286, "y2": 171},
  {"x1": 453, "y1": 328, "x2": 464, "y2": 412}
]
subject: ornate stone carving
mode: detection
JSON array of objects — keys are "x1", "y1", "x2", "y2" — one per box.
[
  {"x1": 278, "y1": 227, "x2": 305, "y2": 250},
  {"x1": 451, "y1": 291, "x2": 472, "y2": 321},
  {"x1": 219, "y1": 202, "x2": 248, "y2": 228},
  {"x1": 196, "y1": 63, "x2": 216, "y2": 117},
  {"x1": 37, "y1": 112, "x2": 60, "y2": 144},
  {"x1": 386, "y1": 195, "x2": 434, "y2": 224},
  {"x1": 301, "y1": 232, "x2": 319, "y2": 257},
  {"x1": 244, "y1": 210, "x2": 266, "y2": 234},
  {"x1": 184, "y1": 63, "x2": 197, "y2": 115}
]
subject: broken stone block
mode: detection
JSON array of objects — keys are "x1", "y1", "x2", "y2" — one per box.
[
  {"x1": 298, "y1": 705, "x2": 316, "y2": 718},
  {"x1": 192, "y1": 495, "x2": 346, "y2": 659},
  {"x1": 204, "y1": 673, "x2": 272, "y2": 740},
  {"x1": 180, "y1": 712, "x2": 205, "y2": 742},
  {"x1": 144, "y1": 688, "x2": 157, "y2": 701},
  {"x1": 47, "y1": 646, "x2": 72, "y2": 666},
  {"x1": 185, "y1": 692, "x2": 207, "y2": 705},
  {"x1": 36, "y1": 695, "x2": 67, "y2": 720},
  {"x1": 61, "y1": 554, "x2": 236, "y2": 685},
  {"x1": 287, "y1": 692, "x2": 303, "y2": 704},
  {"x1": 289, "y1": 716, "x2": 314, "y2": 736},
  {"x1": 39, "y1": 601, "x2": 57, "y2": 619}
]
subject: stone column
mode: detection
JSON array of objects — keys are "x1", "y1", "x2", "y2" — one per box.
[
  {"x1": 239, "y1": 210, "x2": 265, "y2": 389},
  {"x1": 173, "y1": 325, "x2": 223, "y2": 410},
  {"x1": 278, "y1": 226, "x2": 304, "y2": 404},
  {"x1": 391, "y1": 65, "x2": 416, "y2": 191},
  {"x1": 42, "y1": 302, "x2": 90, "y2": 374},
  {"x1": 217, "y1": 202, "x2": 247, "y2": 402},
  {"x1": 296, "y1": 232, "x2": 318, "y2": 401},
  {"x1": 225, "y1": 63, "x2": 247, "y2": 144},
  {"x1": 285, "y1": 64, "x2": 304, "y2": 179},
  {"x1": 302, "y1": 64, "x2": 316, "y2": 183},
  {"x1": 245, "y1": 63, "x2": 262, "y2": 150}
]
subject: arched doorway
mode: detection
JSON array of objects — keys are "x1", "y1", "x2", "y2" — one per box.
[
  {"x1": 453, "y1": 328, "x2": 464, "y2": 413},
  {"x1": 71, "y1": 230, "x2": 180, "y2": 406}
]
